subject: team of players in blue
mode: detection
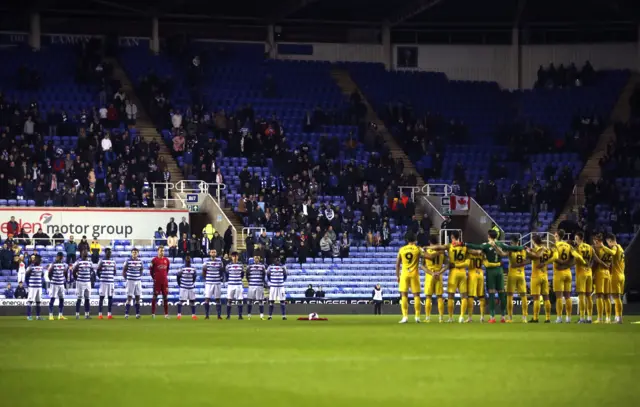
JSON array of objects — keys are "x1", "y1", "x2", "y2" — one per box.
[{"x1": 23, "y1": 249, "x2": 289, "y2": 321}]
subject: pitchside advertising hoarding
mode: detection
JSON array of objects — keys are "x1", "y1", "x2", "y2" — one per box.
[{"x1": 0, "y1": 208, "x2": 189, "y2": 240}]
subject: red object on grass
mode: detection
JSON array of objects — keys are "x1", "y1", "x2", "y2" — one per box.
[{"x1": 297, "y1": 317, "x2": 329, "y2": 321}]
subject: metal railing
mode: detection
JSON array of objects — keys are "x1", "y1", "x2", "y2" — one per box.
[
  {"x1": 422, "y1": 183, "x2": 454, "y2": 196},
  {"x1": 499, "y1": 232, "x2": 523, "y2": 245},
  {"x1": 398, "y1": 186, "x2": 421, "y2": 202},
  {"x1": 439, "y1": 228, "x2": 462, "y2": 245},
  {"x1": 152, "y1": 182, "x2": 187, "y2": 209}
]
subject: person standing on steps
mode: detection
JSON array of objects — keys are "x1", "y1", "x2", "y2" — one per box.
[{"x1": 372, "y1": 284, "x2": 383, "y2": 315}]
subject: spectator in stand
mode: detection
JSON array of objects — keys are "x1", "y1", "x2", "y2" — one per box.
[
  {"x1": 339, "y1": 232, "x2": 350, "y2": 258},
  {"x1": 78, "y1": 236, "x2": 90, "y2": 253},
  {"x1": 189, "y1": 234, "x2": 200, "y2": 257},
  {"x1": 64, "y1": 236, "x2": 78, "y2": 264},
  {"x1": 166, "y1": 217, "x2": 178, "y2": 237},
  {"x1": 14, "y1": 281, "x2": 27, "y2": 299},
  {"x1": 125, "y1": 99, "x2": 137, "y2": 126},
  {"x1": 179, "y1": 217, "x2": 191, "y2": 238},
  {"x1": 1, "y1": 244, "x2": 14, "y2": 269},
  {"x1": 178, "y1": 232, "x2": 189, "y2": 258},
  {"x1": 166, "y1": 233, "x2": 178, "y2": 260},
  {"x1": 211, "y1": 231, "x2": 224, "y2": 255},
  {"x1": 6, "y1": 216, "x2": 19, "y2": 237},
  {"x1": 171, "y1": 110, "x2": 183, "y2": 130},
  {"x1": 305, "y1": 285, "x2": 315, "y2": 298},
  {"x1": 3, "y1": 283, "x2": 14, "y2": 298},
  {"x1": 154, "y1": 227, "x2": 167, "y2": 247},
  {"x1": 90, "y1": 239, "x2": 101, "y2": 263},
  {"x1": 315, "y1": 286, "x2": 325, "y2": 298},
  {"x1": 320, "y1": 233, "x2": 332, "y2": 258}
]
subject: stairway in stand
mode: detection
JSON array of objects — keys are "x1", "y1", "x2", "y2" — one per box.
[
  {"x1": 108, "y1": 58, "x2": 245, "y2": 250},
  {"x1": 549, "y1": 72, "x2": 640, "y2": 233}
]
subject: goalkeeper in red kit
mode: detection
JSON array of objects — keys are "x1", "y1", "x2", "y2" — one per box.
[{"x1": 150, "y1": 246, "x2": 171, "y2": 318}]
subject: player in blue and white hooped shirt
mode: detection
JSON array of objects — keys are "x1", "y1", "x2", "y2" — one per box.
[
  {"x1": 202, "y1": 249, "x2": 224, "y2": 320},
  {"x1": 267, "y1": 256, "x2": 288, "y2": 320},
  {"x1": 123, "y1": 248, "x2": 143, "y2": 319},
  {"x1": 97, "y1": 248, "x2": 117, "y2": 320},
  {"x1": 246, "y1": 255, "x2": 267, "y2": 320},
  {"x1": 25, "y1": 255, "x2": 45, "y2": 320},
  {"x1": 225, "y1": 251, "x2": 245, "y2": 320},
  {"x1": 72, "y1": 250, "x2": 94, "y2": 319},
  {"x1": 47, "y1": 252, "x2": 68, "y2": 320},
  {"x1": 177, "y1": 255, "x2": 198, "y2": 320}
]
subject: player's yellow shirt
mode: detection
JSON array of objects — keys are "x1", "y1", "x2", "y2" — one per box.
[
  {"x1": 576, "y1": 243, "x2": 593, "y2": 273},
  {"x1": 398, "y1": 244, "x2": 422, "y2": 274},
  {"x1": 553, "y1": 241, "x2": 583, "y2": 270},
  {"x1": 448, "y1": 243, "x2": 468, "y2": 269},
  {"x1": 594, "y1": 246, "x2": 612, "y2": 273},
  {"x1": 602, "y1": 244, "x2": 625, "y2": 276},
  {"x1": 425, "y1": 248, "x2": 445, "y2": 272},
  {"x1": 531, "y1": 245, "x2": 552, "y2": 273},
  {"x1": 507, "y1": 249, "x2": 527, "y2": 274},
  {"x1": 468, "y1": 252, "x2": 484, "y2": 272}
]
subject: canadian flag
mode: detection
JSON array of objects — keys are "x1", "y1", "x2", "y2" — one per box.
[{"x1": 450, "y1": 195, "x2": 469, "y2": 211}]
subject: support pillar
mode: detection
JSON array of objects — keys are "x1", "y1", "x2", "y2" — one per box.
[
  {"x1": 382, "y1": 23, "x2": 392, "y2": 70},
  {"x1": 511, "y1": 26, "x2": 521, "y2": 90},
  {"x1": 29, "y1": 12, "x2": 41, "y2": 50},
  {"x1": 151, "y1": 16, "x2": 160, "y2": 55},
  {"x1": 267, "y1": 24, "x2": 277, "y2": 59}
]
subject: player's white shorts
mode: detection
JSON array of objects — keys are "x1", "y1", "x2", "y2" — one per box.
[
  {"x1": 17, "y1": 271, "x2": 26, "y2": 284},
  {"x1": 247, "y1": 286, "x2": 264, "y2": 301},
  {"x1": 227, "y1": 285, "x2": 244, "y2": 301},
  {"x1": 204, "y1": 283, "x2": 222, "y2": 299},
  {"x1": 76, "y1": 282, "x2": 91, "y2": 298},
  {"x1": 179, "y1": 288, "x2": 196, "y2": 301},
  {"x1": 27, "y1": 287, "x2": 42, "y2": 302},
  {"x1": 269, "y1": 287, "x2": 286, "y2": 302},
  {"x1": 99, "y1": 282, "x2": 115, "y2": 297},
  {"x1": 50, "y1": 284, "x2": 65, "y2": 299},
  {"x1": 126, "y1": 280, "x2": 142, "y2": 297}
]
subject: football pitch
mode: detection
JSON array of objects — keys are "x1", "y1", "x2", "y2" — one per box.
[{"x1": 1, "y1": 315, "x2": 639, "y2": 407}]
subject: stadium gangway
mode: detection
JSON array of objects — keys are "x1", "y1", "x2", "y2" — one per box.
[
  {"x1": 242, "y1": 227, "x2": 267, "y2": 245},
  {"x1": 439, "y1": 229, "x2": 462, "y2": 245}
]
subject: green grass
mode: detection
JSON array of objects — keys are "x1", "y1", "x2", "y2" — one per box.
[{"x1": 1, "y1": 315, "x2": 639, "y2": 407}]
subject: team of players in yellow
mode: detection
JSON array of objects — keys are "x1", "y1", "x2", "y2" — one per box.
[{"x1": 395, "y1": 229, "x2": 626, "y2": 324}]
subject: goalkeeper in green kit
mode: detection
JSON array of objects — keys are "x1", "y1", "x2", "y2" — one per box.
[{"x1": 466, "y1": 229, "x2": 523, "y2": 324}]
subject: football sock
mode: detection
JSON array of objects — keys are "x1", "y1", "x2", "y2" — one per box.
[
  {"x1": 107, "y1": 297, "x2": 113, "y2": 313},
  {"x1": 75, "y1": 299, "x2": 81, "y2": 314},
  {"x1": 604, "y1": 298, "x2": 612, "y2": 319},
  {"x1": 191, "y1": 305, "x2": 196, "y2": 316},
  {"x1": 437, "y1": 298, "x2": 444, "y2": 318},
  {"x1": 488, "y1": 294, "x2": 495, "y2": 317},
  {"x1": 467, "y1": 298, "x2": 474, "y2": 318},
  {"x1": 125, "y1": 303, "x2": 131, "y2": 315},
  {"x1": 521, "y1": 295, "x2": 528, "y2": 317},
  {"x1": 498, "y1": 292, "x2": 507, "y2": 315},
  {"x1": 35, "y1": 303, "x2": 41, "y2": 317},
  {"x1": 280, "y1": 303, "x2": 286, "y2": 316},
  {"x1": 226, "y1": 304, "x2": 232, "y2": 318},
  {"x1": 533, "y1": 298, "x2": 540, "y2": 320},
  {"x1": 84, "y1": 298, "x2": 90, "y2": 313},
  {"x1": 269, "y1": 303, "x2": 274, "y2": 316},
  {"x1": 49, "y1": 298, "x2": 55, "y2": 314},
  {"x1": 413, "y1": 297, "x2": 421, "y2": 319},
  {"x1": 151, "y1": 299, "x2": 156, "y2": 315},
  {"x1": 578, "y1": 294, "x2": 586, "y2": 319},
  {"x1": 479, "y1": 298, "x2": 485, "y2": 318},
  {"x1": 205, "y1": 303, "x2": 210, "y2": 317},
  {"x1": 447, "y1": 297, "x2": 454, "y2": 318},
  {"x1": 401, "y1": 296, "x2": 409, "y2": 318},
  {"x1": 27, "y1": 303, "x2": 32, "y2": 317},
  {"x1": 58, "y1": 300, "x2": 64, "y2": 315},
  {"x1": 586, "y1": 296, "x2": 593, "y2": 319},
  {"x1": 506, "y1": 295, "x2": 514, "y2": 319},
  {"x1": 135, "y1": 302, "x2": 140, "y2": 315},
  {"x1": 247, "y1": 302, "x2": 253, "y2": 315},
  {"x1": 238, "y1": 304, "x2": 243, "y2": 317},
  {"x1": 544, "y1": 300, "x2": 551, "y2": 320},
  {"x1": 216, "y1": 303, "x2": 222, "y2": 317},
  {"x1": 556, "y1": 298, "x2": 563, "y2": 317},
  {"x1": 163, "y1": 301, "x2": 168, "y2": 315},
  {"x1": 614, "y1": 297, "x2": 622, "y2": 318},
  {"x1": 565, "y1": 297, "x2": 572, "y2": 318},
  {"x1": 177, "y1": 302, "x2": 182, "y2": 315},
  {"x1": 425, "y1": 298, "x2": 432, "y2": 317},
  {"x1": 596, "y1": 297, "x2": 603, "y2": 320},
  {"x1": 98, "y1": 296, "x2": 104, "y2": 314},
  {"x1": 460, "y1": 298, "x2": 467, "y2": 318}
]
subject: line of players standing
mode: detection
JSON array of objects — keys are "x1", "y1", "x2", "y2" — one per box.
[{"x1": 22, "y1": 246, "x2": 289, "y2": 321}]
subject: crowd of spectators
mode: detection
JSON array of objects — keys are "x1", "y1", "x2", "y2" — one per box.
[{"x1": 535, "y1": 61, "x2": 597, "y2": 89}]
